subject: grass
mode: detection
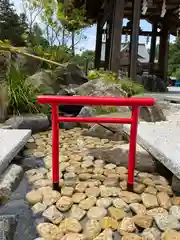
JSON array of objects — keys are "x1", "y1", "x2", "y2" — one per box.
[{"x1": 5, "y1": 65, "x2": 50, "y2": 115}]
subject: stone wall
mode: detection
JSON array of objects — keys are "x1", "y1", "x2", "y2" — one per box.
[{"x1": 0, "y1": 50, "x2": 10, "y2": 122}]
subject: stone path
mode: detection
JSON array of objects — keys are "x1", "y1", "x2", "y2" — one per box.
[{"x1": 23, "y1": 128, "x2": 180, "y2": 240}]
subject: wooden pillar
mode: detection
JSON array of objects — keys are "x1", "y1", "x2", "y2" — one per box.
[
  {"x1": 95, "y1": 20, "x2": 103, "y2": 69},
  {"x1": 149, "y1": 22, "x2": 157, "y2": 75},
  {"x1": 158, "y1": 24, "x2": 169, "y2": 83},
  {"x1": 129, "y1": 0, "x2": 141, "y2": 80},
  {"x1": 108, "y1": 0, "x2": 125, "y2": 73}
]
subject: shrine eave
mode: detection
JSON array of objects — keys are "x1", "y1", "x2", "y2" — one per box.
[{"x1": 72, "y1": 0, "x2": 180, "y2": 35}]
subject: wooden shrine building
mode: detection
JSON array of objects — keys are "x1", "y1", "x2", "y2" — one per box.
[{"x1": 72, "y1": 0, "x2": 180, "y2": 83}]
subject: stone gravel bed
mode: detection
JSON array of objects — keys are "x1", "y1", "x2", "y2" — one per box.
[{"x1": 23, "y1": 128, "x2": 180, "y2": 240}]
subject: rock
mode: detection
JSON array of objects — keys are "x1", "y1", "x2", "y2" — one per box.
[
  {"x1": 87, "y1": 206, "x2": 107, "y2": 219},
  {"x1": 100, "y1": 217, "x2": 118, "y2": 230},
  {"x1": 64, "y1": 172, "x2": 77, "y2": 180},
  {"x1": 5, "y1": 114, "x2": 50, "y2": 133},
  {"x1": 172, "y1": 197, "x2": 180, "y2": 205},
  {"x1": 37, "y1": 223, "x2": 63, "y2": 239},
  {"x1": 141, "y1": 193, "x2": 159, "y2": 209},
  {"x1": 61, "y1": 187, "x2": 74, "y2": 197},
  {"x1": 79, "y1": 173, "x2": 92, "y2": 181},
  {"x1": 169, "y1": 206, "x2": 180, "y2": 220},
  {"x1": 94, "y1": 229, "x2": 113, "y2": 240},
  {"x1": 100, "y1": 186, "x2": 113, "y2": 198},
  {"x1": 70, "y1": 205, "x2": 86, "y2": 221},
  {"x1": 26, "y1": 190, "x2": 42, "y2": 205},
  {"x1": 42, "y1": 205, "x2": 64, "y2": 224},
  {"x1": 81, "y1": 160, "x2": 93, "y2": 169},
  {"x1": 43, "y1": 190, "x2": 60, "y2": 206},
  {"x1": 13, "y1": 48, "x2": 41, "y2": 75},
  {"x1": 172, "y1": 175, "x2": 180, "y2": 193},
  {"x1": 118, "y1": 217, "x2": 136, "y2": 234},
  {"x1": 89, "y1": 143, "x2": 156, "y2": 172},
  {"x1": 33, "y1": 179, "x2": 52, "y2": 188},
  {"x1": 133, "y1": 183, "x2": 146, "y2": 194},
  {"x1": 119, "y1": 191, "x2": 141, "y2": 204},
  {"x1": 121, "y1": 233, "x2": 143, "y2": 240},
  {"x1": 79, "y1": 197, "x2": 96, "y2": 210},
  {"x1": 154, "y1": 214, "x2": 180, "y2": 231},
  {"x1": 59, "y1": 218, "x2": 82, "y2": 233},
  {"x1": 139, "y1": 102, "x2": 166, "y2": 122},
  {"x1": 60, "y1": 233, "x2": 85, "y2": 240},
  {"x1": 162, "y1": 229, "x2": 180, "y2": 240},
  {"x1": 96, "y1": 198, "x2": 112, "y2": 208},
  {"x1": 157, "y1": 192, "x2": 171, "y2": 210},
  {"x1": 112, "y1": 198, "x2": 130, "y2": 211},
  {"x1": 27, "y1": 63, "x2": 87, "y2": 96},
  {"x1": 133, "y1": 215, "x2": 153, "y2": 229},
  {"x1": 32, "y1": 202, "x2": 47, "y2": 215},
  {"x1": 141, "y1": 228, "x2": 161, "y2": 240},
  {"x1": 75, "y1": 183, "x2": 87, "y2": 193},
  {"x1": 85, "y1": 187, "x2": 100, "y2": 198},
  {"x1": 56, "y1": 196, "x2": 73, "y2": 212},
  {"x1": 155, "y1": 185, "x2": 173, "y2": 196},
  {"x1": 108, "y1": 207, "x2": 126, "y2": 220},
  {"x1": 72, "y1": 193, "x2": 86, "y2": 203},
  {"x1": 130, "y1": 203, "x2": 146, "y2": 215},
  {"x1": 0, "y1": 215, "x2": 17, "y2": 240},
  {"x1": 147, "y1": 208, "x2": 168, "y2": 218},
  {"x1": 75, "y1": 79, "x2": 127, "y2": 98},
  {"x1": 26, "y1": 170, "x2": 45, "y2": 183},
  {"x1": 144, "y1": 186, "x2": 157, "y2": 195},
  {"x1": 84, "y1": 219, "x2": 101, "y2": 239},
  {"x1": 83, "y1": 123, "x2": 123, "y2": 141},
  {"x1": 103, "y1": 177, "x2": 118, "y2": 187}
]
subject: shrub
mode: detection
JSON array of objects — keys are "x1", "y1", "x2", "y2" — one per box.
[
  {"x1": 88, "y1": 69, "x2": 144, "y2": 96},
  {"x1": 7, "y1": 65, "x2": 49, "y2": 115},
  {"x1": 120, "y1": 78, "x2": 144, "y2": 96}
]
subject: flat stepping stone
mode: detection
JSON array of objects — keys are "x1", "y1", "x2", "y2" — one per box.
[
  {"x1": 122, "y1": 121, "x2": 180, "y2": 179},
  {"x1": 0, "y1": 129, "x2": 31, "y2": 174}
]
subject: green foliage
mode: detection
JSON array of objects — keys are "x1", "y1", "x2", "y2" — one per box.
[
  {"x1": 168, "y1": 39, "x2": 180, "y2": 76},
  {"x1": 173, "y1": 68, "x2": 180, "y2": 81},
  {"x1": 0, "y1": 0, "x2": 28, "y2": 46},
  {"x1": 88, "y1": 69, "x2": 144, "y2": 96},
  {"x1": 7, "y1": 65, "x2": 49, "y2": 115},
  {"x1": 120, "y1": 78, "x2": 144, "y2": 96},
  {"x1": 33, "y1": 45, "x2": 72, "y2": 69}
]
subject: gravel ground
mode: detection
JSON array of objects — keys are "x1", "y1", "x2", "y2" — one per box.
[{"x1": 21, "y1": 128, "x2": 180, "y2": 240}]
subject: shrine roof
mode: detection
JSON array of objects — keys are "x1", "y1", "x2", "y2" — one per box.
[{"x1": 72, "y1": 0, "x2": 180, "y2": 35}]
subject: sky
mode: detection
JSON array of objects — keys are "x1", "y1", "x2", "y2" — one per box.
[{"x1": 12, "y1": 0, "x2": 175, "y2": 52}]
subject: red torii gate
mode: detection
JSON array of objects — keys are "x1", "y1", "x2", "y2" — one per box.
[{"x1": 38, "y1": 95, "x2": 155, "y2": 191}]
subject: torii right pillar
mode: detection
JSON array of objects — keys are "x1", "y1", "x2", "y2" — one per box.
[{"x1": 158, "y1": 23, "x2": 169, "y2": 84}]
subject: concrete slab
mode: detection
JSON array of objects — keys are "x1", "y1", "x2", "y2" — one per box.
[
  {"x1": 164, "y1": 96, "x2": 180, "y2": 103},
  {"x1": 122, "y1": 122, "x2": 180, "y2": 179},
  {"x1": 0, "y1": 129, "x2": 31, "y2": 175}
]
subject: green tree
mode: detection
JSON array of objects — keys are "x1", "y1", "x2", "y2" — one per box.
[
  {"x1": 168, "y1": 38, "x2": 180, "y2": 76},
  {"x1": 0, "y1": 0, "x2": 28, "y2": 46}
]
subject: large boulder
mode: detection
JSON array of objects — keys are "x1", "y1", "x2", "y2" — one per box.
[
  {"x1": 26, "y1": 70, "x2": 55, "y2": 94},
  {"x1": 12, "y1": 47, "x2": 41, "y2": 75},
  {"x1": 88, "y1": 143, "x2": 157, "y2": 173},
  {"x1": 26, "y1": 63, "x2": 88, "y2": 95},
  {"x1": 74, "y1": 79, "x2": 129, "y2": 113},
  {"x1": 0, "y1": 50, "x2": 10, "y2": 122},
  {"x1": 4, "y1": 113, "x2": 50, "y2": 133},
  {"x1": 139, "y1": 102, "x2": 166, "y2": 122},
  {"x1": 74, "y1": 79, "x2": 127, "y2": 97}
]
